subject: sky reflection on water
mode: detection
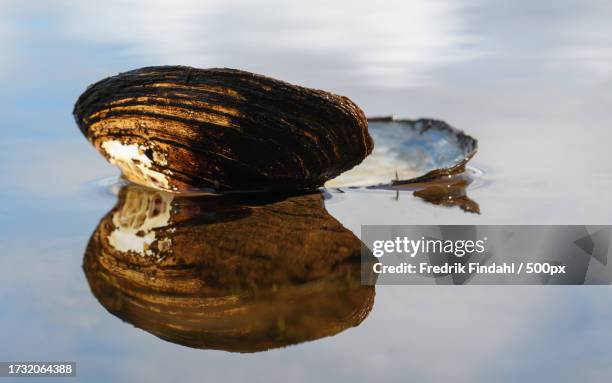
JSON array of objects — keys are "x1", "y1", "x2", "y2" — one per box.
[{"x1": 1, "y1": 1, "x2": 612, "y2": 382}]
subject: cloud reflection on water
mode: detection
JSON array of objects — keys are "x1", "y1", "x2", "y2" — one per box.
[{"x1": 1, "y1": 0, "x2": 476, "y2": 88}]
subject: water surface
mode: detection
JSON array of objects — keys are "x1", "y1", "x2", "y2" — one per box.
[{"x1": 1, "y1": 1, "x2": 612, "y2": 382}]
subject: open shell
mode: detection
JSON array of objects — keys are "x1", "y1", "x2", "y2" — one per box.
[{"x1": 327, "y1": 117, "x2": 478, "y2": 187}]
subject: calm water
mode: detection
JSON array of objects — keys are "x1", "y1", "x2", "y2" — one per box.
[{"x1": 1, "y1": 1, "x2": 612, "y2": 382}]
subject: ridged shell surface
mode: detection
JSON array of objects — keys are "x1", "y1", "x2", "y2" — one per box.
[{"x1": 74, "y1": 66, "x2": 373, "y2": 192}]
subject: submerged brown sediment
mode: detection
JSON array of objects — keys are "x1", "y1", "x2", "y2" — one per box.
[
  {"x1": 83, "y1": 184, "x2": 375, "y2": 352},
  {"x1": 74, "y1": 66, "x2": 373, "y2": 193}
]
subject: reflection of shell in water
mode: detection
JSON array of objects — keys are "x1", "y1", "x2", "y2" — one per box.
[
  {"x1": 106, "y1": 188, "x2": 173, "y2": 260},
  {"x1": 327, "y1": 118, "x2": 478, "y2": 187},
  {"x1": 412, "y1": 175, "x2": 480, "y2": 214},
  {"x1": 83, "y1": 185, "x2": 375, "y2": 352}
]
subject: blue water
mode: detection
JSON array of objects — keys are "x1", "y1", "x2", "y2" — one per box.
[{"x1": 1, "y1": 1, "x2": 612, "y2": 382}]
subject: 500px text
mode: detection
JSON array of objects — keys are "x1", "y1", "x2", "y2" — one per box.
[{"x1": 372, "y1": 262, "x2": 566, "y2": 276}]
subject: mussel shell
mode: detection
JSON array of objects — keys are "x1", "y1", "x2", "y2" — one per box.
[
  {"x1": 327, "y1": 117, "x2": 478, "y2": 187},
  {"x1": 74, "y1": 66, "x2": 373, "y2": 193},
  {"x1": 83, "y1": 185, "x2": 375, "y2": 352}
]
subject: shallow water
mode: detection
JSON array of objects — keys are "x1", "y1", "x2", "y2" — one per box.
[{"x1": 1, "y1": 1, "x2": 612, "y2": 382}]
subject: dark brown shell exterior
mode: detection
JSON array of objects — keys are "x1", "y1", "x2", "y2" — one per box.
[
  {"x1": 83, "y1": 185, "x2": 375, "y2": 352},
  {"x1": 73, "y1": 66, "x2": 373, "y2": 192}
]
